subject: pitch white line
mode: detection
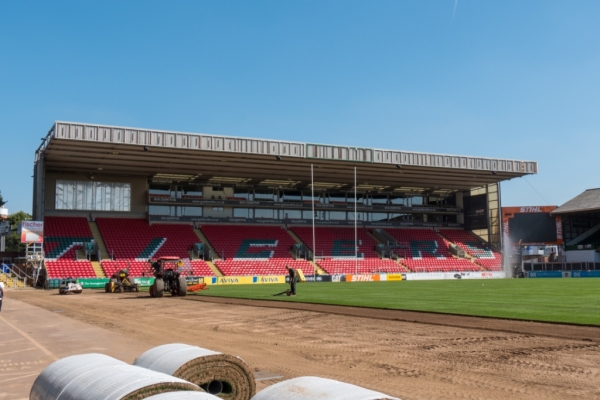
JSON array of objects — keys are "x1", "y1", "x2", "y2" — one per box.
[
  {"x1": 0, "y1": 315, "x2": 58, "y2": 361},
  {"x1": 0, "y1": 347, "x2": 36, "y2": 356},
  {"x1": 0, "y1": 373, "x2": 39, "y2": 383}
]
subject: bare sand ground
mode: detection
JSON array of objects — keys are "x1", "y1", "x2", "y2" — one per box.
[{"x1": 5, "y1": 289, "x2": 600, "y2": 400}]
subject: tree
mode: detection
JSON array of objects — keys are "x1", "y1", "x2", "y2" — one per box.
[
  {"x1": 0, "y1": 191, "x2": 6, "y2": 207},
  {"x1": 5, "y1": 211, "x2": 32, "y2": 253}
]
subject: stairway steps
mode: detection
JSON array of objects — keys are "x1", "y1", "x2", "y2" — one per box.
[
  {"x1": 205, "y1": 260, "x2": 223, "y2": 277},
  {"x1": 194, "y1": 228, "x2": 221, "y2": 260},
  {"x1": 89, "y1": 221, "x2": 110, "y2": 260},
  {"x1": 91, "y1": 261, "x2": 106, "y2": 278}
]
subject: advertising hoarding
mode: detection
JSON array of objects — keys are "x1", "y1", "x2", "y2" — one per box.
[
  {"x1": 502, "y1": 206, "x2": 562, "y2": 245},
  {"x1": 20, "y1": 221, "x2": 44, "y2": 243}
]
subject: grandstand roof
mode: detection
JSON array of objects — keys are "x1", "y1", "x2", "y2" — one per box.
[
  {"x1": 551, "y1": 188, "x2": 600, "y2": 215},
  {"x1": 37, "y1": 121, "x2": 537, "y2": 192}
]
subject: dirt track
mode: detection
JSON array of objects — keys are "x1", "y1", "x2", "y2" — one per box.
[{"x1": 9, "y1": 289, "x2": 600, "y2": 400}]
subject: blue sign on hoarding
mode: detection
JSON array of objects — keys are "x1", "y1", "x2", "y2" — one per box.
[
  {"x1": 528, "y1": 271, "x2": 563, "y2": 278},
  {"x1": 571, "y1": 270, "x2": 600, "y2": 278}
]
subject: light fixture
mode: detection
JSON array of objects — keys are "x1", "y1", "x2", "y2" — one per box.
[
  {"x1": 396, "y1": 164, "x2": 402, "y2": 169},
  {"x1": 492, "y1": 171, "x2": 497, "y2": 175},
  {"x1": 275, "y1": 156, "x2": 281, "y2": 161},
  {"x1": 144, "y1": 146, "x2": 149, "y2": 151}
]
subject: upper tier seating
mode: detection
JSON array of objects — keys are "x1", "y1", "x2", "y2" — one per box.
[
  {"x1": 290, "y1": 226, "x2": 404, "y2": 274},
  {"x1": 96, "y1": 218, "x2": 200, "y2": 260},
  {"x1": 200, "y1": 225, "x2": 312, "y2": 276},
  {"x1": 384, "y1": 228, "x2": 481, "y2": 272},
  {"x1": 43, "y1": 216, "x2": 93, "y2": 260},
  {"x1": 440, "y1": 230, "x2": 502, "y2": 271}
]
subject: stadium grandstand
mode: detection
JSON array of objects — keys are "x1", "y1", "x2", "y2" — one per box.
[{"x1": 32, "y1": 121, "x2": 537, "y2": 279}]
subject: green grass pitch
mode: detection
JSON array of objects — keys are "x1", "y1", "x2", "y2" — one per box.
[{"x1": 193, "y1": 279, "x2": 600, "y2": 326}]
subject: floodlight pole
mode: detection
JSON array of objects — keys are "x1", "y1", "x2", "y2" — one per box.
[
  {"x1": 311, "y1": 163, "x2": 316, "y2": 278},
  {"x1": 355, "y1": 166, "x2": 358, "y2": 276}
]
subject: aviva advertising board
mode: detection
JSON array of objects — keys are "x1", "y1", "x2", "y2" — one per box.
[{"x1": 205, "y1": 275, "x2": 286, "y2": 285}]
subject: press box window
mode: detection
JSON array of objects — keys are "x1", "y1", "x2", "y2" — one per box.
[{"x1": 56, "y1": 180, "x2": 131, "y2": 212}]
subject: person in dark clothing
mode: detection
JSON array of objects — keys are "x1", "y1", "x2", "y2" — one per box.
[
  {"x1": 0, "y1": 282, "x2": 4, "y2": 312},
  {"x1": 286, "y1": 266, "x2": 296, "y2": 296}
]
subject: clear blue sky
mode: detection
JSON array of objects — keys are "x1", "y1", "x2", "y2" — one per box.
[{"x1": 1, "y1": 1, "x2": 599, "y2": 214}]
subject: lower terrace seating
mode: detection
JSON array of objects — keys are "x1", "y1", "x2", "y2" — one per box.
[
  {"x1": 101, "y1": 259, "x2": 215, "y2": 278},
  {"x1": 216, "y1": 259, "x2": 309, "y2": 276},
  {"x1": 45, "y1": 260, "x2": 96, "y2": 278},
  {"x1": 385, "y1": 228, "x2": 481, "y2": 272},
  {"x1": 101, "y1": 260, "x2": 153, "y2": 278},
  {"x1": 440, "y1": 229, "x2": 502, "y2": 271},
  {"x1": 317, "y1": 258, "x2": 404, "y2": 275},
  {"x1": 290, "y1": 226, "x2": 401, "y2": 274},
  {"x1": 96, "y1": 218, "x2": 200, "y2": 259},
  {"x1": 201, "y1": 225, "x2": 312, "y2": 276}
]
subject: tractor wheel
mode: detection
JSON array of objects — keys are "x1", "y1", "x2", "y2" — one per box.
[
  {"x1": 177, "y1": 276, "x2": 188, "y2": 297},
  {"x1": 104, "y1": 282, "x2": 111, "y2": 293},
  {"x1": 149, "y1": 285, "x2": 155, "y2": 297},
  {"x1": 152, "y1": 278, "x2": 164, "y2": 298}
]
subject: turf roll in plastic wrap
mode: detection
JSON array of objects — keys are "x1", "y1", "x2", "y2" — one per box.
[
  {"x1": 145, "y1": 393, "x2": 222, "y2": 400},
  {"x1": 250, "y1": 377, "x2": 400, "y2": 400},
  {"x1": 134, "y1": 344, "x2": 256, "y2": 400},
  {"x1": 29, "y1": 353, "x2": 201, "y2": 400}
]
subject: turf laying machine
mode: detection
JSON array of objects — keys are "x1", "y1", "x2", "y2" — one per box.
[
  {"x1": 105, "y1": 268, "x2": 140, "y2": 293},
  {"x1": 149, "y1": 256, "x2": 188, "y2": 298},
  {"x1": 58, "y1": 278, "x2": 83, "y2": 295}
]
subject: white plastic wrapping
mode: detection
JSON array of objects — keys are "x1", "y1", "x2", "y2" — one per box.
[
  {"x1": 134, "y1": 344, "x2": 221, "y2": 375},
  {"x1": 30, "y1": 353, "x2": 200, "y2": 400},
  {"x1": 250, "y1": 377, "x2": 400, "y2": 400},
  {"x1": 145, "y1": 393, "x2": 222, "y2": 400}
]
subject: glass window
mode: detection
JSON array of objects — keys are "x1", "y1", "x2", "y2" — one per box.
[
  {"x1": 410, "y1": 196, "x2": 423, "y2": 206},
  {"x1": 233, "y1": 208, "x2": 251, "y2": 217},
  {"x1": 329, "y1": 211, "x2": 346, "y2": 220},
  {"x1": 149, "y1": 205, "x2": 175, "y2": 216},
  {"x1": 282, "y1": 210, "x2": 302, "y2": 219},
  {"x1": 55, "y1": 180, "x2": 131, "y2": 211},
  {"x1": 390, "y1": 195, "x2": 407, "y2": 206},
  {"x1": 371, "y1": 194, "x2": 388, "y2": 205},
  {"x1": 255, "y1": 209, "x2": 274, "y2": 218},
  {"x1": 255, "y1": 189, "x2": 275, "y2": 201},
  {"x1": 348, "y1": 211, "x2": 365, "y2": 221},
  {"x1": 328, "y1": 192, "x2": 346, "y2": 204},
  {"x1": 181, "y1": 206, "x2": 202, "y2": 216},
  {"x1": 348, "y1": 193, "x2": 365, "y2": 205},
  {"x1": 369, "y1": 212, "x2": 388, "y2": 221}
]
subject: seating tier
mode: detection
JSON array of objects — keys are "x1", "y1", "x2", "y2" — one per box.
[
  {"x1": 384, "y1": 228, "x2": 481, "y2": 272},
  {"x1": 440, "y1": 230, "x2": 502, "y2": 271},
  {"x1": 96, "y1": 218, "x2": 199, "y2": 259},
  {"x1": 45, "y1": 260, "x2": 95, "y2": 278},
  {"x1": 290, "y1": 226, "x2": 401, "y2": 274},
  {"x1": 43, "y1": 217, "x2": 93, "y2": 260},
  {"x1": 201, "y1": 225, "x2": 312, "y2": 276}
]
